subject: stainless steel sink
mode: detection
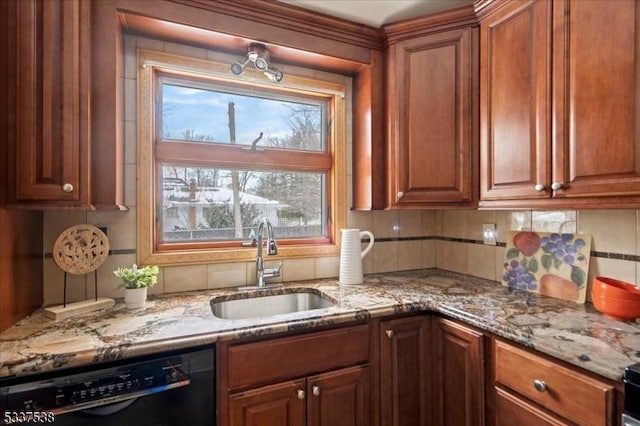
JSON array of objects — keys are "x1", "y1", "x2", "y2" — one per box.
[{"x1": 210, "y1": 289, "x2": 336, "y2": 320}]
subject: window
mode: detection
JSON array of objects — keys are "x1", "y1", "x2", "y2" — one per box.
[{"x1": 137, "y1": 50, "x2": 346, "y2": 265}]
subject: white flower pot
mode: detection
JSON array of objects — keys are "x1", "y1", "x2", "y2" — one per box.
[{"x1": 124, "y1": 287, "x2": 147, "y2": 309}]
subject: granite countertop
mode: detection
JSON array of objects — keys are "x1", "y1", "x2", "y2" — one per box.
[{"x1": 1, "y1": 269, "x2": 639, "y2": 382}]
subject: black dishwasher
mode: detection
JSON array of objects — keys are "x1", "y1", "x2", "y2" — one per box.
[
  {"x1": 624, "y1": 362, "x2": 640, "y2": 426},
  {"x1": 0, "y1": 345, "x2": 215, "y2": 426}
]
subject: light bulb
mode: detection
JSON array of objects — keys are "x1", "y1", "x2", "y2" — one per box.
[{"x1": 230, "y1": 62, "x2": 245, "y2": 76}]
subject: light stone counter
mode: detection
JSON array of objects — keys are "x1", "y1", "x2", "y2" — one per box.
[{"x1": 1, "y1": 269, "x2": 639, "y2": 382}]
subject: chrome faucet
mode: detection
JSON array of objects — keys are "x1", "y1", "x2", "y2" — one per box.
[{"x1": 255, "y1": 218, "x2": 282, "y2": 288}]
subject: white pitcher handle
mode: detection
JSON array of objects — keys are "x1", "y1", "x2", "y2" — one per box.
[{"x1": 360, "y1": 231, "x2": 374, "y2": 259}]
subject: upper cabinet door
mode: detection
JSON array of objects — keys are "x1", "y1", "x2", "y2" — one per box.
[
  {"x1": 480, "y1": 0, "x2": 640, "y2": 207},
  {"x1": 387, "y1": 27, "x2": 477, "y2": 207},
  {"x1": 5, "y1": 0, "x2": 90, "y2": 207},
  {"x1": 552, "y1": 0, "x2": 640, "y2": 198},
  {"x1": 479, "y1": 0, "x2": 551, "y2": 201}
]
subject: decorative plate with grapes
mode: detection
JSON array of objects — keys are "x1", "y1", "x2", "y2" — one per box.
[{"x1": 502, "y1": 231, "x2": 592, "y2": 303}]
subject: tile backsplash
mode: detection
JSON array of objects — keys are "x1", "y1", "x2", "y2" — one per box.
[
  {"x1": 42, "y1": 207, "x2": 640, "y2": 305},
  {"x1": 39, "y1": 35, "x2": 640, "y2": 306}
]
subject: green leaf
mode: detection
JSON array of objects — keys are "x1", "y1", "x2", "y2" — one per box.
[
  {"x1": 553, "y1": 257, "x2": 563, "y2": 270},
  {"x1": 527, "y1": 258, "x2": 539, "y2": 273},
  {"x1": 571, "y1": 265, "x2": 586, "y2": 287},
  {"x1": 114, "y1": 264, "x2": 159, "y2": 289},
  {"x1": 541, "y1": 254, "x2": 552, "y2": 271},
  {"x1": 522, "y1": 257, "x2": 529, "y2": 269},
  {"x1": 506, "y1": 248, "x2": 520, "y2": 259}
]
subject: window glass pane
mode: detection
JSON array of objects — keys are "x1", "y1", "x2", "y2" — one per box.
[
  {"x1": 160, "y1": 165, "x2": 326, "y2": 243},
  {"x1": 161, "y1": 83, "x2": 326, "y2": 152}
]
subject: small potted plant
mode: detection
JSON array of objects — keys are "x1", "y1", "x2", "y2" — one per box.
[{"x1": 114, "y1": 264, "x2": 159, "y2": 309}]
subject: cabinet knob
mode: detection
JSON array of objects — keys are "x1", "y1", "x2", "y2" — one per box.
[
  {"x1": 62, "y1": 183, "x2": 74, "y2": 193},
  {"x1": 312, "y1": 385, "x2": 320, "y2": 396},
  {"x1": 386, "y1": 330, "x2": 394, "y2": 339},
  {"x1": 550, "y1": 182, "x2": 563, "y2": 191},
  {"x1": 533, "y1": 379, "x2": 547, "y2": 392},
  {"x1": 534, "y1": 184, "x2": 546, "y2": 192},
  {"x1": 297, "y1": 390, "x2": 305, "y2": 400},
  {"x1": 397, "y1": 191, "x2": 404, "y2": 199}
]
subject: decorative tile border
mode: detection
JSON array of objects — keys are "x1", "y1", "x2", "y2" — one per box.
[
  {"x1": 43, "y1": 238, "x2": 639, "y2": 263},
  {"x1": 367, "y1": 236, "x2": 639, "y2": 261}
]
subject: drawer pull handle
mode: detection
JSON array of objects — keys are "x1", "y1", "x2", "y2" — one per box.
[
  {"x1": 386, "y1": 330, "x2": 394, "y2": 338},
  {"x1": 62, "y1": 183, "x2": 74, "y2": 193},
  {"x1": 312, "y1": 386, "x2": 320, "y2": 396},
  {"x1": 297, "y1": 390, "x2": 305, "y2": 400},
  {"x1": 534, "y1": 183, "x2": 545, "y2": 192},
  {"x1": 397, "y1": 191, "x2": 404, "y2": 199},
  {"x1": 533, "y1": 379, "x2": 547, "y2": 392}
]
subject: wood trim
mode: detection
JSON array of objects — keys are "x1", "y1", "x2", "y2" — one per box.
[
  {"x1": 166, "y1": 0, "x2": 383, "y2": 51},
  {"x1": 0, "y1": 209, "x2": 43, "y2": 332},
  {"x1": 91, "y1": 0, "x2": 125, "y2": 209},
  {"x1": 156, "y1": 142, "x2": 332, "y2": 172},
  {"x1": 117, "y1": 0, "x2": 381, "y2": 65},
  {"x1": 478, "y1": 195, "x2": 640, "y2": 210},
  {"x1": 384, "y1": 4, "x2": 478, "y2": 42},
  {"x1": 352, "y1": 50, "x2": 387, "y2": 210},
  {"x1": 474, "y1": 0, "x2": 520, "y2": 21},
  {"x1": 137, "y1": 50, "x2": 346, "y2": 266},
  {"x1": 94, "y1": 0, "x2": 383, "y2": 215}
]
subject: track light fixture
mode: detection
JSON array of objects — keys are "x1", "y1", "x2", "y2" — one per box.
[{"x1": 230, "y1": 43, "x2": 283, "y2": 82}]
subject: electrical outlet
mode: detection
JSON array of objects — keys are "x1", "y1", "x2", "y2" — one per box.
[{"x1": 482, "y1": 223, "x2": 496, "y2": 245}]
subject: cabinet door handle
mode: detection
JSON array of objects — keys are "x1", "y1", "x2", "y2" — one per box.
[
  {"x1": 550, "y1": 182, "x2": 564, "y2": 191},
  {"x1": 62, "y1": 183, "x2": 74, "y2": 193},
  {"x1": 312, "y1": 385, "x2": 320, "y2": 396},
  {"x1": 386, "y1": 330, "x2": 394, "y2": 338},
  {"x1": 533, "y1": 379, "x2": 547, "y2": 392},
  {"x1": 397, "y1": 191, "x2": 404, "y2": 199},
  {"x1": 297, "y1": 389, "x2": 305, "y2": 400},
  {"x1": 534, "y1": 184, "x2": 546, "y2": 192}
]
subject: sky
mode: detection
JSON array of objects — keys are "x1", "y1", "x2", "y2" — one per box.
[{"x1": 161, "y1": 83, "x2": 312, "y2": 144}]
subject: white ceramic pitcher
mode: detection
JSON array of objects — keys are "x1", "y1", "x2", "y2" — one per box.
[{"x1": 339, "y1": 229, "x2": 375, "y2": 285}]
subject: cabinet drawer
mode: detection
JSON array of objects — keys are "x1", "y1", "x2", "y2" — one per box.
[
  {"x1": 495, "y1": 386, "x2": 570, "y2": 426},
  {"x1": 226, "y1": 324, "x2": 370, "y2": 390},
  {"x1": 494, "y1": 340, "x2": 614, "y2": 426}
]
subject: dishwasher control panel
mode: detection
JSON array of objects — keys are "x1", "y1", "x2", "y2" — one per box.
[{"x1": 1, "y1": 355, "x2": 190, "y2": 415}]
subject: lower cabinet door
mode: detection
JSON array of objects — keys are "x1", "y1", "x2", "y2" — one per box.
[
  {"x1": 380, "y1": 316, "x2": 430, "y2": 426},
  {"x1": 432, "y1": 317, "x2": 485, "y2": 426},
  {"x1": 495, "y1": 387, "x2": 570, "y2": 426},
  {"x1": 307, "y1": 365, "x2": 371, "y2": 426},
  {"x1": 229, "y1": 379, "x2": 306, "y2": 426}
]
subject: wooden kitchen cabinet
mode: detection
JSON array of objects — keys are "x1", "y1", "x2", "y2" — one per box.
[
  {"x1": 491, "y1": 339, "x2": 616, "y2": 426},
  {"x1": 2, "y1": 0, "x2": 124, "y2": 209},
  {"x1": 229, "y1": 366, "x2": 370, "y2": 426},
  {"x1": 229, "y1": 380, "x2": 306, "y2": 426},
  {"x1": 379, "y1": 315, "x2": 430, "y2": 426},
  {"x1": 479, "y1": 0, "x2": 640, "y2": 208},
  {"x1": 384, "y1": 8, "x2": 478, "y2": 208},
  {"x1": 219, "y1": 324, "x2": 372, "y2": 426},
  {"x1": 3, "y1": 0, "x2": 89, "y2": 206},
  {"x1": 478, "y1": 0, "x2": 550, "y2": 203},
  {"x1": 431, "y1": 317, "x2": 485, "y2": 426},
  {"x1": 307, "y1": 366, "x2": 371, "y2": 426}
]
